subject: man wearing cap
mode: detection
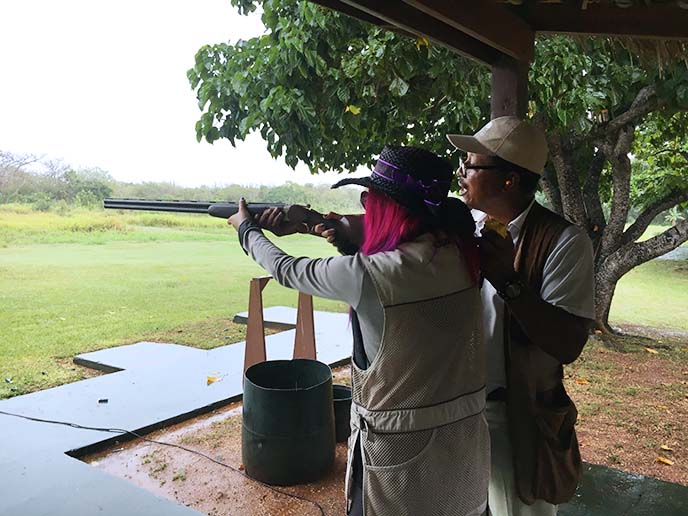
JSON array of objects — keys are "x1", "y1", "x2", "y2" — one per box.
[{"x1": 446, "y1": 116, "x2": 594, "y2": 516}]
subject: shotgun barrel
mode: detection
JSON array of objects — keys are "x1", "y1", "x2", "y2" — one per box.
[
  {"x1": 103, "y1": 198, "x2": 333, "y2": 231},
  {"x1": 103, "y1": 198, "x2": 285, "y2": 218}
]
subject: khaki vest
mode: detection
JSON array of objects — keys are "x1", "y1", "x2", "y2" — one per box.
[
  {"x1": 346, "y1": 234, "x2": 489, "y2": 516},
  {"x1": 506, "y1": 202, "x2": 583, "y2": 505}
]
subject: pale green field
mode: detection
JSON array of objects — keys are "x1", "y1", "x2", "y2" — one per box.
[
  {"x1": 0, "y1": 206, "x2": 348, "y2": 397},
  {"x1": 0, "y1": 205, "x2": 685, "y2": 398}
]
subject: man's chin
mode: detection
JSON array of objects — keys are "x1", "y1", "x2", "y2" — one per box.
[{"x1": 459, "y1": 193, "x2": 474, "y2": 209}]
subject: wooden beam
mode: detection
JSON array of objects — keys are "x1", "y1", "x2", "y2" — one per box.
[
  {"x1": 339, "y1": 0, "x2": 505, "y2": 65},
  {"x1": 309, "y1": 0, "x2": 389, "y2": 28},
  {"x1": 243, "y1": 276, "x2": 272, "y2": 374},
  {"x1": 293, "y1": 292, "x2": 316, "y2": 360},
  {"x1": 309, "y1": 0, "x2": 421, "y2": 40},
  {"x1": 518, "y1": 5, "x2": 688, "y2": 40},
  {"x1": 403, "y1": 0, "x2": 535, "y2": 62},
  {"x1": 491, "y1": 56, "x2": 528, "y2": 119}
]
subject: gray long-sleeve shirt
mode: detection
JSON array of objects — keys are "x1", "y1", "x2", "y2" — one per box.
[{"x1": 240, "y1": 225, "x2": 383, "y2": 363}]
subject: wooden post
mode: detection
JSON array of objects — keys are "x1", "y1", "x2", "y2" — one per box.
[
  {"x1": 243, "y1": 276, "x2": 272, "y2": 374},
  {"x1": 293, "y1": 292, "x2": 317, "y2": 360},
  {"x1": 491, "y1": 55, "x2": 529, "y2": 119}
]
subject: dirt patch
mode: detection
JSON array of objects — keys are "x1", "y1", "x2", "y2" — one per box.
[
  {"x1": 565, "y1": 333, "x2": 688, "y2": 485},
  {"x1": 85, "y1": 366, "x2": 352, "y2": 515}
]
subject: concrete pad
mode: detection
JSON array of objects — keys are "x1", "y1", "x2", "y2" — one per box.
[
  {"x1": 559, "y1": 462, "x2": 688, "y2": 515},
  {"x1": 233, "y1": 306, "x2": 351, "y2": 334},
  {"x1": 0, "y1": 309, "x2": 351, "y2": 516}
]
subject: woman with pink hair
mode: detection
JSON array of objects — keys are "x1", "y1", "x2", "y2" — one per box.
[{"x1": 228, "y1": 145, "x2": 488, "y2": 516}]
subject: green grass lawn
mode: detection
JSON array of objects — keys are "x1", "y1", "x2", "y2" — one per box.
[
  {"x1": 1, "y1": 206, "x2": 686, "y2": 399},
  {"x1": 0, "y1": 206, "x2": 348, "y2": 398},
  {"x1": 611, "y1": 259, "x2": 688, "y2": 331}
]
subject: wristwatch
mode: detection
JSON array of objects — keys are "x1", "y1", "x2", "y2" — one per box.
[{"x1": 497, "y1": 276, "x2": 526, "y2": 301}]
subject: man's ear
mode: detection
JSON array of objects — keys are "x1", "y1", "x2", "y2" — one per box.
[{"x1": 504, "y1": 172, "x2": 519, "y2": 191}]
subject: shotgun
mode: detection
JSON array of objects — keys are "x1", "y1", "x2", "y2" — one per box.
[{"x1": 103, "y1": 198, "x2": 332, "y2": 232}]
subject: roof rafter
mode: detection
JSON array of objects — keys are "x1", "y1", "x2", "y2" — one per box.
[
  {"x1": 338, "y1": 0, "x2": 506, "y2": 64},
  {"x1": 403, "y1": 0, "x2": 535, "y2": 62}
]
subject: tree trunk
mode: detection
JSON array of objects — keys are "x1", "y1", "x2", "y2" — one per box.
[
  {"x1": 540, "y1": 165, "x2": 563, "y2": 216},
  {"x1": 594, "y1": 270, "x2": 619, "y2": 333},
  {"x1": 547, "y1": 131, "x2": 587, "y2": 226}
]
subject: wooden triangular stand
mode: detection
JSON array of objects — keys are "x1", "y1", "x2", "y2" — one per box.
[{"x1": 243, "y1": 276, "x2": 317, "y2": 374}]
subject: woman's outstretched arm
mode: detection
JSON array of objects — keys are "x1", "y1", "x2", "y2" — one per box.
[{"x1": 229, "y1": 200, "x2": 366, "y2": 307}]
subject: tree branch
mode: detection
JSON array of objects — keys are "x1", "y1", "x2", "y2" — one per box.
[
  {"x1": 622, "y1": 220, "x2": 688, "y2": 275},
  {"x1": 582, "y1": 148, "x2": 606, "y2": 240},
  {"x1": 572, "y1": 84, "x2": 660, "y2": 147},
  {"x1": 547, "y1": 130, "x2": 587, "y2": 226},
  {"x1": 599, "y1": 219, "x2": 688, "y2": 290},
  {"x1": 622, "y1": 187, "x2": 688, "y2": 246},
  {"x1": 598, "y1": 124, "x2": 634, "y2": 259},
  {"x1": 604, "y1": 84, "x2": 658, "y2": 135}
]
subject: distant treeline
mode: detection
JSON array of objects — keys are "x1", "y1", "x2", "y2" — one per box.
[{"x1": 0, "y1": 151, "x2": 363, "y2": 214}]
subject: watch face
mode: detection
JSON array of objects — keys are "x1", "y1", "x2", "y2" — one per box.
[{"x1": 505, "y1": 282, "x2": 521, "y2": 299}]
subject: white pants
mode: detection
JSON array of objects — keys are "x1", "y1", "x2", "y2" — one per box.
[{"x1": 485, "y1": 401, "x2": 557, "y2": 516}]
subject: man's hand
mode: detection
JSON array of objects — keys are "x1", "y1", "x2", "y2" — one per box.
[
  {"x1": 478, "y1": 229, "x2": 517, "y2": 290},
  {"x1": 227, "y1": 198, "x2": 252, "y2": 231},
  {"x1": 255, "y1": 206, "x2": 309, "y2": 236}
]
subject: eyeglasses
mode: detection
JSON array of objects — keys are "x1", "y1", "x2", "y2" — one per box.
[{"x1": 458, "y1": 159, "x2": 502, "y2": 178}]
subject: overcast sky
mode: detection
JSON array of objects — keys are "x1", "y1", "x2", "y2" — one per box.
[{"x1": 0, "y1": 0, "x2": 348, "y2": 187}]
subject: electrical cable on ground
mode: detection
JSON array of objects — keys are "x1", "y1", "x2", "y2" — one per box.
[{"x1": 0, "y1": 409, "x2": 326, "y2": 516}]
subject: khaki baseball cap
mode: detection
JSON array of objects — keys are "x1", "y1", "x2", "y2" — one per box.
[{"x1": 446, "y1": 116, "x2": 548, "y2": 175}]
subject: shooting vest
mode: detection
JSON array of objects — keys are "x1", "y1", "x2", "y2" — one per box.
[
  {"x1": 506, "y1": 202, "x2": 583, "y2": 504},
  {"x1": 346, "y1": 234, "x2": 489, "y2": 516}
]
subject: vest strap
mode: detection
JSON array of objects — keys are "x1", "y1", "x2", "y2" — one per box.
[{"x1": 352, "y1": 386, "x2": 486, "y2": 433}]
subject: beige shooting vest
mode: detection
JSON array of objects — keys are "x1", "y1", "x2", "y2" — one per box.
[{"x1": 346, "y1": 234, "x2": 489, "y2": 516}]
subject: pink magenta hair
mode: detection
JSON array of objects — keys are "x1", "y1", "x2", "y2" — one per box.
[
  {"x1": 360, "y1": 188, "x2": 480, "y2": 285},
  {"x1": 360, "y1": 188, "x2": 423, "y2": 255}
]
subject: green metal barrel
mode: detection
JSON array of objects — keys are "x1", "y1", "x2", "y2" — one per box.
[
  {"x1": 242, "y1": 359, "x2": 335, "y2": 486},
  {"x1": 333, "y1": 384, "x2": 352, "y2": 443}
]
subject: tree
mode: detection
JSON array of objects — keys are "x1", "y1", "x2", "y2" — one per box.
[
  {"x1": 188, "y1": 0, "x2": 688, "y2": 331},
  {"x1": 0, "y1": 151, "x2": 41, "y2": 201}
]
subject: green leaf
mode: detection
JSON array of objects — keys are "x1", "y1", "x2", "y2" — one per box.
[{"x1": 389, "y1": 77, "x2": 409, "y2": 97}]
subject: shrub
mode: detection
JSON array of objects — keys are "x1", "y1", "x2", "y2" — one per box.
[
  {"x1": 65, "y1": 218, "x2": 126, "y2": 233},
  {"x1": 32, "y1": 193, "x2": 52, "y2": 212}
]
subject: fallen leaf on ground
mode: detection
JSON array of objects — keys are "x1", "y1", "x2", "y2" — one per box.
[
  {"x1": 657, "y1": 456, "x2": 675, "y2": 466},
  {"x1": 575, "y1": 377, "x2": 590, "y2": 385},
  {"x1": 660, "y1": 445, "x2": 674, "y2": 452},
  {"x1": 656, "y1": 405, "x2": 669, "y2": 410},
  {"x1": 645, "y1": 348, "x2": 659, "y2": 354}
]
